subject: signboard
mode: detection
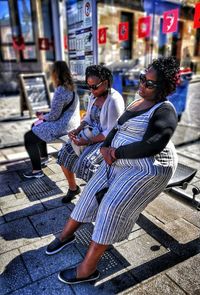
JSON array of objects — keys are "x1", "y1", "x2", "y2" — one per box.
[
  {"x1": 138, "y1": 16, "x2": 151, "y2": 38},
  {"x1": 65, "y1": 0, "x2": 97, "y2": 81},
  {"x1": 19, "y1": 73, "x2": 51, "y2": 118},
  {"x1": 162, "y1": 8, "x2": 179, "y2": 34},
  {"x1": 118, "y1": 22, "x2": 129, "y2": 41}
]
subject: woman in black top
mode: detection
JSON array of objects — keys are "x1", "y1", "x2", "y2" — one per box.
[{"x1": 46, "y1": 56, "x2": 179, "y2": 285}]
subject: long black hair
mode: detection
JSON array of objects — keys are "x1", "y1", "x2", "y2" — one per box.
[
  {"x1": 148, "y1": 56, "x2": 180, "y2": 101},
  {"x1": 85, "y1": 65, "x2": 113, "y2": 89}
]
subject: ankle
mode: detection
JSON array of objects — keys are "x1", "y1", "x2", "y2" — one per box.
[
  {"x1": 77, "y1": 262, "x2": 96, "y2": 278},
  {"x1": 60, "y1": 233, "x2": 73, "y2": 242},
  {"x1": 69, "y1": 185, "x2": 78, "y2": 191}
]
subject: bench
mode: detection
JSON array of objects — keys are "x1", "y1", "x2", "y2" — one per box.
[
  {"x1": 165, "y1": 163, "x2": 199, "y2": 210},
  {"x1": 55, "y1": 137, "x2": 200, "y2": 210}
]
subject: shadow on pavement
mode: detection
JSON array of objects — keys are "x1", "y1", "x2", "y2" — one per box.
[{"x1": 1, "y1": 213, "x2": 200, "y2": 294}]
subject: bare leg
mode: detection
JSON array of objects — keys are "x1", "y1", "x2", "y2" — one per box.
[
  {"x1": 60, "y1": 217, "x2": 81, "y2": 241},
  {"x1": 61, "y1": 165, "x2": 77, "y2": 190},
  {"x1": 77, "y1": 241, "x2": 108, "y2": 278}
]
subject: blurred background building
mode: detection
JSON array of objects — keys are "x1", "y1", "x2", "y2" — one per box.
[{"x1": 0, "y1": 0, "x2": 199, "y2": 101}]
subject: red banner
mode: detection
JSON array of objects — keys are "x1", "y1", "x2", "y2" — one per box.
[
  {"x1": 194, "y1": 2, "x2": 200, "y2": 29},
  {"x1": 162, "y1": 8, "x2": 179, "y2": 34},
  {"x1": 98, "y1": 28, "x2": 107, "y2": 44},
  {"x1": 118, "y1": 22, "x2": 129, "y2": 41},
  {"x1": 138, "y1": 16, "x2": 151, "y2": 38},
  {"x1": 38, "y1": 38, "x2": 49, "y2": 50},
  {"x1": 12, "y1": 36, "x2": 25, "y2": 50},
  {"x1": 64, "y1": 35, "x2": 68, "y2": 49}
]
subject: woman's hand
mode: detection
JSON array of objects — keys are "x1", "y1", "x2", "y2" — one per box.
[
  {"x1": 36, "y1": 112, "x2": 44, "y2": 120},
  {"x1": 68, "y1": 129, "x2": 79, "y2": 140},
  {"x1": 100, "y1": 147, "x2": 116, "y2": 165},
  {"x1": 72, "y1": 137, "x2": 88, "y2": 146}
]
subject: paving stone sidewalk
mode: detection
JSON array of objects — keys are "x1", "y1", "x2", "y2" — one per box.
[{"x1": 0, "y1": 139, "x2": 200, "y2": 294}]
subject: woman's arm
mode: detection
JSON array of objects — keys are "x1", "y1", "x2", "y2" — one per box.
[
  {"x1": 114, "y1": 104, "x2": 177, "y2": 159},
  {"x1": 43, "y1": 88, "x2": 72, "y2": 121},
  {"x1": 101, "y1": 127, "x2": 118, "y2": 147}
]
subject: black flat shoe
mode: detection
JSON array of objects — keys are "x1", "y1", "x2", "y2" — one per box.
[
  {"x1": 58, "y1": 267, "x2": 100, "y2": 284},
  {"x1": 46, "y1": 236, "x2": 76, "y2": 255},
  {"x1": 62, "y1": 186, "x2": 81, "y2": 203}
]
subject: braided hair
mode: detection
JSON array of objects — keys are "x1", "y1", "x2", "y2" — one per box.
[
  {"x1": 85, "y1": 65, "x2": 113, "y2": 89},
  {"x1": 148, "y1": 56, "x2": 180, "y2": 102}
]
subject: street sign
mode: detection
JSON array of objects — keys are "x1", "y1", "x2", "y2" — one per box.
[
  {"x1": 19, "y1": 73, "x2": 51, "y2": 118},
  {"x1": 65, "y1": 0, "x2": 97, "y2": 81}
]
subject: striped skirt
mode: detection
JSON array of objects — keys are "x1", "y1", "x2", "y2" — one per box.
[
  {"x1": 71, "y1": 142, "x2": 178, "y2": 245},
  {"x1": 57, "y1": 141, "x2": 103, "y2": 182}
]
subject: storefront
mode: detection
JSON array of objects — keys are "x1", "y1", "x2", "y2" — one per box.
[{"x1": 0, "y1": 0, "x2": 199, "y2": 97}]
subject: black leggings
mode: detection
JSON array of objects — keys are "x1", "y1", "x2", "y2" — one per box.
[{"x1": 24, "y1": 130, "x2": 48, "y2": 170}]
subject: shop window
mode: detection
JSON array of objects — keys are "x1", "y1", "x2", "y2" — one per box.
[
  {"x1": 120, "y1": 12, "x2": 133, "y2": 60},
  {"x1": 0, "y1": 0, "x2": 16, "y2": 60},
  {"x1": 16, "y1": 0, "x2": 36, "y2": 60},
  {"x1": 0, "y1": 0, "x2": 36, "y2": 61},
  {"x1": 41, "y1": 0, "x2": 55, "y2": 61}
]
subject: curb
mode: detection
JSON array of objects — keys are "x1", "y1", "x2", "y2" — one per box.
[{"x1": 0, "y1": 150, "x2": 58, "y2": 166}]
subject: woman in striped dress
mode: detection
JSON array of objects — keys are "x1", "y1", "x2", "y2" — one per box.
[{"x1": 46, "y1": 56, "x2": 180, "y2": 284}]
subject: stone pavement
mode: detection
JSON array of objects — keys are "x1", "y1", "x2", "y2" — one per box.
[
  {"x1": 0, "y1": 133, "x2": 200, "y2": 294},
  {"x1": 0, "y1": 75, "x2": 200, "y2": 294}
]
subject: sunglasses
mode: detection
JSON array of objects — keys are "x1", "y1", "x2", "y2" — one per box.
[
  {"x1": 139, "y1": 73, "x2": 158, "y2": 89},
  {"x1": 87, "y1": 81, "x2": 103, "y2": 90}
]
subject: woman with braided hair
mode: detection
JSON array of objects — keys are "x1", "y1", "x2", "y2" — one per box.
[
  {"x1": 46, "y1": 56, "x2": 180, "y2": 285},
  {"x1": 57, "y1": 64, "x2": 124, "y2": 203}
]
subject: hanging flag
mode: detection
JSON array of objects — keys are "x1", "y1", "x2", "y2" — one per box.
[
  {"x1": 98, "y1": 28, "x2": 107, "y2": 44},
  {"x1": 64, "y1": 35, "x2": 68, "y2": 49},
  {"x1": 118, "y1": 22, "x2": 129, "y2": 41},
  {"x1": 38, "y1": 38, "x2": 49, "y2": 50},
  {"x1": 138, "y1": 16, "x2": 151, "y2": 38},
  {"x1": 12, "y1": 36, "x2": 25, "y2": 50},
  {"x1": 194, "y1": 2, "x2": 200, "y2": 29},
  {"x1": 162, "y1": 8, "x2": 179, "y2": 34}
]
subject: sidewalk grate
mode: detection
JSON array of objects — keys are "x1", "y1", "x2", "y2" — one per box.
[{"x1": 19, "y1": 178, "x2": 61, "y2": 199}]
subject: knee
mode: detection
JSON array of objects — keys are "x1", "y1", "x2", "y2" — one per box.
[{"x1": 24, "y1": 130, "x2": 33, "y2": 145}]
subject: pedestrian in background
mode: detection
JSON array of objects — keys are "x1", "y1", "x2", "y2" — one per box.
[
  {"x1": 23, "y1": 61, "x2": 80, "y2": 179},
  {"x1": 57, "y1": 65, "x2": 125, "y2": 203},
  {"x1": 46, "y1": 56, "x2": 179, "y2": 285}
]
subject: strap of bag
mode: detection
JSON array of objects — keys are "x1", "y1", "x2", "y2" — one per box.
[{"x1": 61, "y1": 91, "x2": 75, "y2": 114}]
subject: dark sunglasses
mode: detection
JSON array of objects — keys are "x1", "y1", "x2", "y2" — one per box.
[
  {"x1": 139, "y1": 73, "x2": 158, "y2": 89},
  {"x1": 87, "y1": 81, "x2": 103, "y2": 90}
]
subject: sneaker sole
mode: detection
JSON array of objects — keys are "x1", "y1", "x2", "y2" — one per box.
[
  {"x1": 45, "y1": 237, "x2": 75, "y2": 255},
  {"x1": 41, "y1": 159, "x2": 52, "y2": 166},
  {"x1": 58, "y1": 272, "x2": 100, "y2": 284},
  {"x1": 23, "y1": 174, "x2": 44, "y2": 179}
]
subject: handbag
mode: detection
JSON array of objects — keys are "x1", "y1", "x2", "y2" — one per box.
[{"x1": 71, "y1": 125, "x2": 95, "y2": 156}]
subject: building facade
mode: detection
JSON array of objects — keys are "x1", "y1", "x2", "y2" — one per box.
[{"x1": 0, "y1": 0, "x2": 199, "y2": 95}]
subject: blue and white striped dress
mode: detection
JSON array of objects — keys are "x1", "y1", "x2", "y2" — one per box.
[{"x1": 71, "y1": 101, "x2": 178, "y2": 245}]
